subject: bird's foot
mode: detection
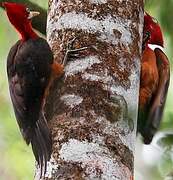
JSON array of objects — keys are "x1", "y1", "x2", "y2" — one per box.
[{"x1": 62, "y1": 37, "x2": 89, "y2": 65}]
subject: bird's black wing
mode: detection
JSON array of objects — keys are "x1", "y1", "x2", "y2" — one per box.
[
  {"x1": 7, "y1": 38, "x2": 53, "y2": 177},
  {"x1": 7, "y1": 40, "x2": 28, "y2": 138}
]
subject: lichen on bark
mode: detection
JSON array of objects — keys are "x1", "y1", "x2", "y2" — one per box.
[{"x1": 35, "y1": 0, "x2": 144, "y2": 179}]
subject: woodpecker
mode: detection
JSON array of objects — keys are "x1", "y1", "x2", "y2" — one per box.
[
  {"x1": 2, "y1": 2, "x2": 73, "y2": 177},
  {"x1": 138, "y1": 12, "x2": 170, "y2": 144}
]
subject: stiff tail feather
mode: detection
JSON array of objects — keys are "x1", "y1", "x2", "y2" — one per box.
[{"x1": 30, "y1": 112, "x2": 52, "y2": 178}]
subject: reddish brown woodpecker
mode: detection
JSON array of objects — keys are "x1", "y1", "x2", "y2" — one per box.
[
  {"x1": 138, "y1": 12, "x2": 170, "y2": 144},
  {"x1": 2, "y1": 2, "x2": 66, "y2": 176}
]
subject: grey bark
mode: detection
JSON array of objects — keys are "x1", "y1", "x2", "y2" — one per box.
[{"x1": 36, "y1": 0, "x2": 144, "y2": 179}]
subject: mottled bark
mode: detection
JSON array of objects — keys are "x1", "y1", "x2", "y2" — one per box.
[{"x1": 36, "y1": 0, "x2": 144, "y2": 179}]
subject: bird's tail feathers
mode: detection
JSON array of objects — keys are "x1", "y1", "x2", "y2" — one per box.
[{"x1": 29, "y1": 112, "x2": 52, "y2": 178}]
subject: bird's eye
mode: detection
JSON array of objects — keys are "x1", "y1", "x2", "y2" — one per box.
[
  {"x1": 145, "y1": 31, "x2": 151, "y2": 37},
  {"x1": 26, "y1": 7, "x2": 30, "y2": 14},
  {"x1": 143, "y1": 31, "x2": 151, "y2": 43}
]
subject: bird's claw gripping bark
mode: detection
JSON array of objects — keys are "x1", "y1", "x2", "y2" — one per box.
[{"x1": 62, "y1": 37, "x2": 89, "y2": 65}]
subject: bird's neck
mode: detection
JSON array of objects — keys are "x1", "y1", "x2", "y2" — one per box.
[{"x1": 15, "y1": 22, "x2": 38, "y2": 41}]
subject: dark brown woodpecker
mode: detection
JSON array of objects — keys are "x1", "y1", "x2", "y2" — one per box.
[{"x1": 2, "y1": 2, "x2": 66, "y2": 177}]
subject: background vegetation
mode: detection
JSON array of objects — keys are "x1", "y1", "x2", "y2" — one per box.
[{"x1": 0, "y1": 0, "x2": 172, "y2": 179}]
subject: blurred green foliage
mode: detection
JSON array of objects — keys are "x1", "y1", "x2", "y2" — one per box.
[{"x1": 0, "y1": 0, "x2": 173, "y2": 180}]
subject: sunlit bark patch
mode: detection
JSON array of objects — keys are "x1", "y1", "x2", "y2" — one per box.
[
  {"x1": 45, "y1": 157, "x2": 59, "y2": 178},
  {"x1": 48, "y1": 11, "x2": 132, "y2": 46},
  {"x1": 64, "y1": 55, "x2": 101, "y2": 77},
  {"x1": 89, "y1": 0, "x2": 107, "y2": 4},
  {"x1": 59, "y1": 139, "x2": 132, "y2": 179},
  {"x1": 60, "y1": 94, "x2": 83, "y2": 109}
]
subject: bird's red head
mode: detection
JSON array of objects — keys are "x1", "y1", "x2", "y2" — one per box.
[
  {"x1": 2, "y1": 2, "x2": 39, "y2": 41},
  {"x1": 144, "y1": 12, "x2": 164, "y2": 47}
]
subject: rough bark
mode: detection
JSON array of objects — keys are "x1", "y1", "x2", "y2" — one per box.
[{"x1": 36, "y1": 0, "x2": 144, "y2": 179}]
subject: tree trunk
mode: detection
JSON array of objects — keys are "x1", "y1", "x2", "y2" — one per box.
[{"x1": 36, "y1": 0, "x2": 144, "y2": 179}]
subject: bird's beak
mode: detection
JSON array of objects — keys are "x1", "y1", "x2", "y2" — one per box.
[{"x1": 28, "y1": 11, "x2": 40, "y2": 20}]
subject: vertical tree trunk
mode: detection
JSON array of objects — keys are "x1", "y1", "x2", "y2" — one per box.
[{"x1": 36, "y1": 0, "x2": 144, "y2": 179}]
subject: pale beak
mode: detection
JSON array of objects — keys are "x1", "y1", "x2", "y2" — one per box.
[{"x1": 28, "y1": 11, "x2": 40, "y2": 20}]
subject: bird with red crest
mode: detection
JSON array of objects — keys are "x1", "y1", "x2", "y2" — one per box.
[
  {"x1": 138, "y1": 12, "x2": 170, "y2": 144},
  {"x1": 1, "y1": 2, "x2": 73, "y2": 177}
]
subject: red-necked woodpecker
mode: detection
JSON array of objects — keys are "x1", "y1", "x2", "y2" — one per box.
[
  {"x1": 2, "y1": 2, "x2": 80, "y2": 177},
  {"x1": 138, "y1": 12, "x2": 170, "y2": 144}
]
